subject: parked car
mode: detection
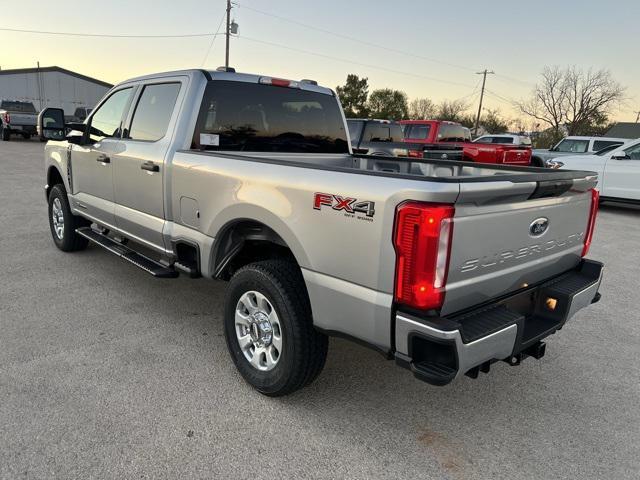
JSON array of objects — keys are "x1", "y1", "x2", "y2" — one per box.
[
  {"x1": 550, "y1": 139, "x2": 640, "y2": 203},
  {"x1": 40, "y1": 68, "x2": 603, "y2": 396},
  {"x1": 399, "y1": 120, "x2": 532, "y2": 166},
  {"x1": 474, "y1": 134, "x2": 532, "y2": 146},
  {"x1": 0, "y1": 100, "x2": 39, "y2": 140},
  {"x1": 347, "y1": 119, "x2": 463, "y2": 161},
  {"x1": 533, "y1": 136, "x2": 627, "y2": 167}
]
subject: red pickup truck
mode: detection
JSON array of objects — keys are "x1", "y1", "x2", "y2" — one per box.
[{"x1": 399, "y1": 120, "x2": 532, "y2": 166}]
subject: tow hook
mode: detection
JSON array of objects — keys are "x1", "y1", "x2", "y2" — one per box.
[{"x1": 506, "y1": 341, "x2": 547, "y2": 366}]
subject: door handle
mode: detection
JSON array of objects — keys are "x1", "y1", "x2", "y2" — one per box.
[
  {"x1": 141, "y1": 161, "x2": 159, "y2": 172},
  {"x1": 96, "y1": 154, "x2": 110, "y2": 164}
]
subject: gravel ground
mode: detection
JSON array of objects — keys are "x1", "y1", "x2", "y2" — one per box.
[{"x1": 1, "y1": 139, "x2": 638, "y2": 480}]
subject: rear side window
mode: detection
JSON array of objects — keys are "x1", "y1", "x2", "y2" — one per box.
[
  {"x1": 404, "y1": 124, "x2": 431, "y2": 140},
  {"x1": 593, "y1": 140, "x2": 623, "y2": 152},
  {"x1": 127, "y1": 83, "x2": 181, "y2": 141},
  {"x1": 437, "y1": 124, "x2": 466, "y2": 142},
  {"x1": 554, "y1": 139, "x2": 588, "y2": 153},
  {"x1": 192, "y1": 81, "x2": 348, "y2": 153}
]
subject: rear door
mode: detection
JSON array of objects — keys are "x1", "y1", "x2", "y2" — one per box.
[
  {"x1": 71, "y1": 87, "x2": 134, "y2": 228},
  {"x1": 602, "y1": 142, "x2": 640, "y2": 200},
  {"x1": 112, "y1": 78, "x2": 185, "y2": 251}
]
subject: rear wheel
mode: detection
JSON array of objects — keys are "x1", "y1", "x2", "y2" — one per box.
[
  {"x1": 47, "y1": 184, "x2": 90, "y2": 252},
  {"x1": 224, "y1": 259, "x2": 328, "y2": 396},
  {"x1": 1, "y1": 125, "x2": 10, "y2": 141}
]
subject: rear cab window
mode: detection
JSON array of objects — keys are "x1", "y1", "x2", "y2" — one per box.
[
  {"x1": 0, "y1": 101, "x2": 36, "y2": 113},
  {"x1": 363, "y1": 123, "x2": 403, "y2": 143},
  {"x1": 192, "y1": 81, "x2": 348, "y2": 153},
  {"x1": 404, "y1": 124, "x2": 431, "y2": 140},
  {"x1": 437, "y1": 124, "x2": 467, "y2": 142}
]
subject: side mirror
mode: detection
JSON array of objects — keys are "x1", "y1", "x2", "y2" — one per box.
[
  {"x1": 37, "y1": 107, "x2": 66, "y2": 141},
  {"x1": 611, "y1": 151, "x2": 630, "y2": 160}
]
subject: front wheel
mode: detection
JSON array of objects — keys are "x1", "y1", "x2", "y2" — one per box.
[
  {"x1": 47, "y1": 184, "x2": 90, "y2": 252},
  {"x1": 224, "y1": 260, "x2": 328, "y2": 396}
]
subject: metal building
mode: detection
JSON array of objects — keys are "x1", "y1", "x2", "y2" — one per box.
[{"x1": 0, "y1": 66, "x2": 112, "y2": 116}]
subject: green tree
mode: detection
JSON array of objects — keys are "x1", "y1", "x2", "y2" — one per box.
[
  {"x1": 367, "y1": 89, "x2": 409, "y2": 120},
  {"x1": 336, "y1": 74, "x2": 369, "y2": 118},
  {"x1": 480, "y1": 109, "x2": 509, "y2": 133}
]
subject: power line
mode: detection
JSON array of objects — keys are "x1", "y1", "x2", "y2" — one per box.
[
  {"x1": 0, "y1": 27, "x2": 220, "y2": 38},
  {"x1": 237, "y1": 35, "x2": 477, "y2": 90},
  {"x1": 201, "y1": 12, "x2": 228, "y2": 66},
  {"x1": 235, "y1": 2, "x2": 478, "y2": 74}
]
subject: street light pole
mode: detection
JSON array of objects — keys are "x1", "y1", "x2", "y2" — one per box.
[
  {"x1": 474, "y1": 69, "x2": 494, "y2": 136},
  {"x1": 225, "y1": 0, "x2": 231, "y2": 68}
]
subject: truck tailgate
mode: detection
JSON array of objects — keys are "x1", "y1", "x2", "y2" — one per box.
[
  {"x1": 7, "y1": 113, "x2": 37, "y2": 126},
  {"x1": 442, "y1": 182, "x2": 594, "y2": 316}
]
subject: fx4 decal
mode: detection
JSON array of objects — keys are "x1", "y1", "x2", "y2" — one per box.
[{"x1": 313, "y1": 193, "x2": 376, "y2": 218}]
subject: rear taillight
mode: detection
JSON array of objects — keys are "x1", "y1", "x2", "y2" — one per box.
[
  {"x1": 581, "y1": 188, "x2": 600, "y2": 257},
  {"x1": 393, "y1": 202, "x2": 454, "y2": 310},
  {"x1": 2, "y1": 112, "x2": 9, "y2": 124},
  {"x1": 408, "y1": 149, "x2": 423, "y2": 158}
]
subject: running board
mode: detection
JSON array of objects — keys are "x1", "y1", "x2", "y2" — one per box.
[{"x1": 76, "y1": 227, "x2": 179, "y2": 278}]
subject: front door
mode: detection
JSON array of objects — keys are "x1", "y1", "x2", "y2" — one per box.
[
  {"x1": 603, "y1": 143, "x2": 640, "y2": 201},
  {"x1": 112, "y1": 81, "x2": 183, "y2": 251},
  {"x1": 70, "y1": 87, "x2": 134, "y2": 228}
]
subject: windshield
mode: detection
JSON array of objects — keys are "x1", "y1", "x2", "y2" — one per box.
[
  {"x1": 595, "y1": 144, "x2": 622, "y2": 156},
  {"x1": 0, "y1": 101, "x2": 36, "y2": 113},
  {"x1": 553, "y1": 139, "x2": 589, "y2": 153},
  {"x1": 192, "y1": 81, "x2": 349, "y2": 154}
]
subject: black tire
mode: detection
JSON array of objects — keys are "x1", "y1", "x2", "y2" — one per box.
[
  {"x1": 47, "y1": 184, "x2": 90, "y2": 252},
  {"x1": 531, "y1": 156, "x2": 545, "y2": 168},
  {"x1": 224, "y1": 260, "x2": 328, "y2": 396},
  {"x1": 1, "y1": 125, "x2": 10, "y2": 141}
]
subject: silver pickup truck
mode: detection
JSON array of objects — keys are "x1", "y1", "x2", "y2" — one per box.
[{"x1": 40, "y1": 68, "x2": 604, "y2": 396}]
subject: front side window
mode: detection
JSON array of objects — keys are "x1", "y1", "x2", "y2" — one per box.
[
  {"x1": 553, "y1": 139, "x2": 589, "y2": 153},
  {"x1": 192, "y1": 81, "x2": 348, "y2": 153},
  {"x1": 89, "y1": 88, "x2": 133, "y2": 142},
  {"x1": 624, "y1": 143, "x2": 640, "y2": 160},
  {"x1": 127, "y1": 83, "x2": 181, "y2": 141}
]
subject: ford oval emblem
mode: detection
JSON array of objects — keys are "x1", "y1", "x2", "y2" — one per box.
[{"x1": 529, "y1": 217, "x2": 549, "y2": 237}]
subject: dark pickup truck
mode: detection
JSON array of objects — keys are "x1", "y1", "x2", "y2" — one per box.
[{"x1": 347, "y1": 119, "x2": 462, "y2": 161}]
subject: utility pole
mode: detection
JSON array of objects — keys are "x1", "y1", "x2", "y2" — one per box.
[
  {"x1": 635, "y1": 111, "x2": 640, "y2": 123},
  {"x1": 225, "y1": 0, "x2": 232, "y2": 68},
  {"x1": 474, "y1": 69, "x2": 494, "y2": 136}
]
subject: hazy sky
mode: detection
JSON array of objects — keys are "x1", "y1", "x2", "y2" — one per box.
[{"x1": 2, "y1": 0, "x2": 639, "y2": 122}]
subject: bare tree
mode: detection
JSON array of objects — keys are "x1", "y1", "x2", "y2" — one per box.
[
  {"x1": 517, "y1": 66, "x2": 625, "y2": 135},
  {"x1": 408, "y1": 98, "x2": 437, "y2": 120}
]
